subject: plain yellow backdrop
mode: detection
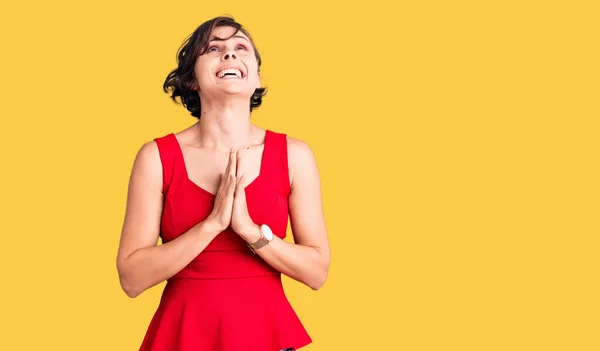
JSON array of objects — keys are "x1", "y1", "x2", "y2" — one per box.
[{"x1": 1, "y1": 0, "x2": 598, "y2": 350}]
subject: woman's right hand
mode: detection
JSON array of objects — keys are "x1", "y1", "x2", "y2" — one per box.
[{"x1": 205, "y1": 149, "x2": 237, "y2": 233}]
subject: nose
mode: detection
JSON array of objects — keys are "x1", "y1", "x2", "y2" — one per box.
[{"x1": 222, "y1": 52, "x2": 236, "y2": 60}]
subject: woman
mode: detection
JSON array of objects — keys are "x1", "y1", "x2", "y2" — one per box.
[{"x1": 116, "y1": 15, "x2": 331, "y2": 351}]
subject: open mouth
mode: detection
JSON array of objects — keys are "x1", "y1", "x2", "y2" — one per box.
[{"x1": 216, "y1": 68, "x2": 244, "y2": 79}]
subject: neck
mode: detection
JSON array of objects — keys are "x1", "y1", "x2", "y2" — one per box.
[{"x1": 194, "y1": 96, "x2": 256, "y2": 151}]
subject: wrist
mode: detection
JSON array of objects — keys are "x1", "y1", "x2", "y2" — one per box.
[
  {"x1": 199, "y1": 219, "x2": 222, "y2": 238},
  {"x1": 241, "y1": 224, "x2": 261, "y2": 243},
  {"x1": 246, "y1": 224, "x2": 275, "y2": 254}
]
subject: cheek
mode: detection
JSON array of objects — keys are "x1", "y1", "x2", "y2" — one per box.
[
  {"x1": 245, "y1": 69, "x2": 260, "y2": 84},
  {"x1": 243, "y1": 58, "x2": 259, "y2": 77},
  {"x1": 194, "y1": 59, "x2": 214, "y2": 81},
  {"x1": 195, "y1": 67, "x2": 212, "y2": 82}
]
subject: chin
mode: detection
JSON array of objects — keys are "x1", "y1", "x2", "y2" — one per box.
[
  {"x1": 220, "y1": 86, "x2": 255, "y2": 97},
  {"x1": 200, "y1": 82, "x2": 255, "y2": 99}
]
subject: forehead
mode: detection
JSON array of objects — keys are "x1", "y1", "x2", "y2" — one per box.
[{"x1": 209, "y1": 26, "x2": 250, "y2": 42}]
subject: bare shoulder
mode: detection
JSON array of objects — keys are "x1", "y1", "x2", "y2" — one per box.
[
  {"x1": 286, "y1": 135, "x2": 312, "y2": 153},
  {"x1": 285, "y1": 135, "x2": 319, "y2": 189},
  {"x1": 132, "y1": 139, "x2": 163, "y2": 188},
  {"x1": 136, "y1": 138, "x2": 161, "y2": 162},
  {"x1": 286, "y1": 135, "x2": 317, "y2": 165}
]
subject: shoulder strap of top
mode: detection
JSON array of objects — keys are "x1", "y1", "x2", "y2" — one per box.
[
  {"x1": 153, "y1": 133, "x2": 177, "y2": 195},
  {"x1": 265, "y1": 130, "x2": 291, "y2": 197}
]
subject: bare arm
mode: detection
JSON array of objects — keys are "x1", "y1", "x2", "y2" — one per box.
[
  {"x1": 243, "y1": 137, "x2": 331, "y2": 290},
  {"x1": 115, "y1": 141, "x2": 221, "y2": 298}
]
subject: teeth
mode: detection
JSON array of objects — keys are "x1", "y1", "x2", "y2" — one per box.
[{"x1": 217, "y1": 68, "x2": 242, "y2": 78}]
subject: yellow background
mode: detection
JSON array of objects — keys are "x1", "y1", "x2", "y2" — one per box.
[{"x1": 1, "y1": 0, "x2": 598, "y2": 350}]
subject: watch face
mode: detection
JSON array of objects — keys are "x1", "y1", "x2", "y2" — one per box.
[{"x1": 261, "y1": 224, "x2": 274, "y2": 240}]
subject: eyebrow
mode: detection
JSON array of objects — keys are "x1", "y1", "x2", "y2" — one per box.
[{"x1": 209, "y1": 34, "x2": 249, "y2": 43}]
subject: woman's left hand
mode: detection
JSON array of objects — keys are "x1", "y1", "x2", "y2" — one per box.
[{"x1": 231, "y1": 169, "x2": 259, "y2": 243}]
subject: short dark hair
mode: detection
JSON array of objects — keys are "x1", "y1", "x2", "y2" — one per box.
[{"x1": 162, "y1": 15, "x2": 267, "y2": 118}]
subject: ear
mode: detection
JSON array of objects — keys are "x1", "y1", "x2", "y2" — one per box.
[
  {"x1": 256, "y1": 71, "x2": 261, "y2": 89},
  {"x1": 191, "y1": 73, "x2": 199, "y2": 91}
]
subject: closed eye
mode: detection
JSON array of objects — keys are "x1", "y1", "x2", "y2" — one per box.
[{"x1": 205, "y1": 42, "x2": 249, "y2": 53}]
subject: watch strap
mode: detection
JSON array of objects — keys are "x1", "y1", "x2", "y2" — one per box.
[{"x1": 247, "y1": 225, "x2": 270, "y2": 254}]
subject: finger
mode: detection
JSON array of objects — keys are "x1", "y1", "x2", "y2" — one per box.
[
  {"x1": 235, "y1": 173, "x2": 242, "y2": 191},
  {"x1": 230, "y1": 150, "x2": 238, "y2": 177},
  {"x1": 218, "y1": 174, "x2": 234, "y2": 208},
  {"x1": 235, "y1": 173, "x2": 245, "y2": 198},
  {"x1": 228, "y1": 173, "x2": 237, "y2": 194},
  {"x1": 216, "y1": 173, "x2": 225, "y2": 195},
  {"x1": 219, "y1": 150, "x2": 234, "y2": 192},
  {"x1": 235, "y1": 150, "x2": 243, "y2": 177},
  {"x1": 224, "y1": 148, "x2": 234, "y2": 176},
  {"x1": 223, "y1": 174, "x2": 236, "y2": 209}
]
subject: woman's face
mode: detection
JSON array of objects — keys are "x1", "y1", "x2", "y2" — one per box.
[{"x1": 194, "y1": 26, "x2": 260, "y2": 99}]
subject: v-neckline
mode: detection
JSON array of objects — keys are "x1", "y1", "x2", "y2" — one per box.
[{"x1": 171, "y1": 130, "x2": 270, "y2": 197}]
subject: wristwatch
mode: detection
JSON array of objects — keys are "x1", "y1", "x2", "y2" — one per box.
[{"x1": 247, "y1": 224, "x2": 274, "y2": 254}]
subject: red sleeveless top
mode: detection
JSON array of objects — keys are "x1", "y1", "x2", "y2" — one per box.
[{"x1": 138, "y1": 129, "x2": 312, "y2": 351}]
